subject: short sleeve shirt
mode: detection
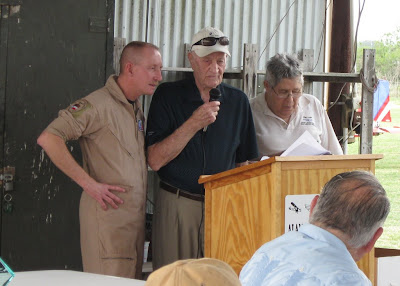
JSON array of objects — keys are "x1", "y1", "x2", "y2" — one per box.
[{"x1": 250, "y1": 93, "x2": 343, "y2": 157}]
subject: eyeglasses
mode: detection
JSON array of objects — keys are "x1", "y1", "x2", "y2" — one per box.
[
  {"x1": 193, "y1": 36, "x2": 230, "y2": 47},
  {"x1": 271, "y1": 87, "x2": 302, "y2": 99}
]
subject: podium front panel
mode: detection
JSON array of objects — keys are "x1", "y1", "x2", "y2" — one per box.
[{"x1": 200, "y1": 155, "x2": 380, "y2": 283}]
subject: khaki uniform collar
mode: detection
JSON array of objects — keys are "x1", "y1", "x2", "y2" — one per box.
[{"x1": 105, "y1": 75, "x2": 131, "y2": 105}]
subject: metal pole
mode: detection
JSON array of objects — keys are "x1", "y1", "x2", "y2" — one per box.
[
  {"x1": 359, "y1": 49, "x2": 376, "y2": 154},
  {"x1": 343, "y1": 127, "x2": 348, "y2": 154}
]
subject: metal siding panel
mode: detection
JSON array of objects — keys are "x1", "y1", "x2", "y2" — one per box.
[
  {"x1": 114, "y1": 0, "x2": 326, "y2": 89},
  {"x1": 116, "y1": 0, "x2": 147, "y2": 41},
  {"x1": 114, "y1": 0, "x2": 328, "y2": 213}
]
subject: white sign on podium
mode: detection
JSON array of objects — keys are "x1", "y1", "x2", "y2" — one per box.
[{"x1": 284, "y1": 194, "x2": 317, "y2": 233}]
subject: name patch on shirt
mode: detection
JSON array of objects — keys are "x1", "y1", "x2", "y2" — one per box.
[
  {"x1": 300, "y1": 116, "x2": 315, "y2": 126},
  {"x1": 138, "y1": 119, "x2": 144, "y2": 132},
  {"x1": 68, "y1": 99, "x2": 92, "y2": 118}
]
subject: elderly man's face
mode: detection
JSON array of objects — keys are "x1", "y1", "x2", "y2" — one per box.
[
  {"x1": 264, "y1": 77, "x2": 303, "y2": 122},
  {"x1": 189, "y1": 51, "x2": 226, "y2": 91}
]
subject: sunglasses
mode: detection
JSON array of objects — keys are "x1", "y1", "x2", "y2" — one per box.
[{"x1": 193, "y1": 36, "x2": 229, "y2": 47}]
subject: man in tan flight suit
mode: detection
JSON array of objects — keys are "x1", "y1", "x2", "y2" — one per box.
[{"x1": 37, "y1": 41, "x2": 163, "y2": 279}]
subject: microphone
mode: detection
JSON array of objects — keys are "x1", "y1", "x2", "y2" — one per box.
[
  {"x1": 203, "y1": 88, "x2": 221, "y2": 132},
  {"x1": 209, "y1": 88, "x2": 222, "y2": 102}
]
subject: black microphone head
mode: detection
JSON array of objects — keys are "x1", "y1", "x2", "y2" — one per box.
[{"x1": 209, "y1": 88, "x2": 221, "y2": 102}]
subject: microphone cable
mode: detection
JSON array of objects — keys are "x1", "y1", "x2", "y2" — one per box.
[{"x1": 196, "y1": 88, "x2": 221, "y2": 258}]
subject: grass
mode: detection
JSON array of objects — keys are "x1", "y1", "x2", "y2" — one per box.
[{"x1": 347, "y1": 96, "x2": 400, "y2": 249}]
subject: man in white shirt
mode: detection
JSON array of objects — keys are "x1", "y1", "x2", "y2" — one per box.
[{"x1": 251, "y1": 53, "x2": 343, "y2": 157}]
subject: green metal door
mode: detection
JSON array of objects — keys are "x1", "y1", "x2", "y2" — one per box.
[{"x1": 0, "y1": 0, "x2": 114, "y2": 270}]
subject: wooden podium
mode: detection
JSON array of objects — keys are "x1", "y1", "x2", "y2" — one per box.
[{"x1": 199, "y1": 154, "x2": 382, "y2": 283}]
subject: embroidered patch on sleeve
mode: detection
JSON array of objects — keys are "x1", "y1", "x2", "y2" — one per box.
[{"x1": 68, "y1": 99, "x2": 92, "y2": 118}]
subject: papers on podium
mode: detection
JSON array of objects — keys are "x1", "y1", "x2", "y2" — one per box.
[
  {"x1": 261, "y1": 130, "x2": 331, "y2": 160},
  {"x1": 281, "y1": 130, "x2": 331, "y2": 156}
]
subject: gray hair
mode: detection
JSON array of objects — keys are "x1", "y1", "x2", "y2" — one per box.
[
  {"x1": 265, "y1": 53, "x2": 304, "y2": 87},
  {"x1": 309, "y1": 170, "x2": 390, "y2": 248}
]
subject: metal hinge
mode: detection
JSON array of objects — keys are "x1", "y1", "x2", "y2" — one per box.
[{"x1": 1, "y1": 166, "x2": 15, "y2": 192}]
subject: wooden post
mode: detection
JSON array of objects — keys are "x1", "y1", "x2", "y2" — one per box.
[
  {"x1": 360, "y1": 49, "x2": 376, "y2": 154},
  {"x1": 299, "y1": 49, "x2": 314, "y2": 94},
  {"x1": 243, "y1": 44, "x2": 258, "y2": 99},
  {"x1": 113, "y1": 37, "x2": 126, "y2": 75},
  {"x1": 184, "y1": 43, "x2": 191, "y2": 68}
]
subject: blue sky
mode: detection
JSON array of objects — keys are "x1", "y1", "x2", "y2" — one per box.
[{"x1": 354, "y1": 0, "x2": 400, "y2": 41}]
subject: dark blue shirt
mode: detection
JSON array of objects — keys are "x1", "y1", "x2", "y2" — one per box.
[{"x1": 146, "y1": 76, "x2": 259, "y2": 194}]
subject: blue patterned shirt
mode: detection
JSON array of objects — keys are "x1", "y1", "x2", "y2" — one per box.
[{"x1": 240, "y1": 224, "x2": 371, "y2": 286}]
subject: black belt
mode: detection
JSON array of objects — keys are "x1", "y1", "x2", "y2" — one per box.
[{"x1": 160, "y1": 181, "x2": 204, "y2": 202}]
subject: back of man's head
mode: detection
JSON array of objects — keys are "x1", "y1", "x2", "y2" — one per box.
[{"x1": 310, "y1": 170, "x2": 390, "y2": 248}]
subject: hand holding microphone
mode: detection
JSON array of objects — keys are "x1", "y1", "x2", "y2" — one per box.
[{"x1": 203, "y1": 88, "x2": 221, "y2": 132}]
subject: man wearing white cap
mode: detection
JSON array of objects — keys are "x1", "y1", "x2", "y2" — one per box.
[{"x1": 146, "y1": 26, "x2": 258, "y2": 269}]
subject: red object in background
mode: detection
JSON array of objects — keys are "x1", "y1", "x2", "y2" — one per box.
[{"x1": 374, "y1": 80, "x2": 391, "y2": 124}]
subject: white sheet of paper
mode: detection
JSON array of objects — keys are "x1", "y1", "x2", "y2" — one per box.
[{"x1": 281, "y1": 130, "x2": 331, "y2": 157}]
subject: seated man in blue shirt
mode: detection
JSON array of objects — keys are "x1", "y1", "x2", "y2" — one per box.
[{"x1": 240, "y1": 170, "x2": 390, "y2": 286}]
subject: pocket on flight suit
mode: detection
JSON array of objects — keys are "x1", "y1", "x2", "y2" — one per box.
[
  {"x1": 96, "y1": 184, "x2": 146, "y2": 260},
  {"x1": 108, "y1": 125, "x2": 137, "y2": 159}
]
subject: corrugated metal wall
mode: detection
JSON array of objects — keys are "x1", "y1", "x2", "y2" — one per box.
[
  {"x1": 114, "y1": 0, "x2": 328, "y2": 213},
  {"x1": 115, "y1": 0, "x2": 327, "y2": 97}
]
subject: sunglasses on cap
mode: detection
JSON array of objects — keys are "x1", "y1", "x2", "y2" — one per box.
[{"x1": 193, "y1": 36, "x2": 229, "y2": 47}]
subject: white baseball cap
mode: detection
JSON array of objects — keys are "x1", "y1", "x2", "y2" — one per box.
[{"x1": 191, "y1": 27, "x2": 231, "y2": 57}]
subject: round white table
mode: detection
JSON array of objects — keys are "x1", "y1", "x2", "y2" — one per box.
[{"x1": 10, "y1": 270, "x2": 146, "y2": 286}]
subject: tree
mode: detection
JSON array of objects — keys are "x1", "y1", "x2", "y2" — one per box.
[{"x1": 357, "y1": 27, "x2": 400, "y2": 89}]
